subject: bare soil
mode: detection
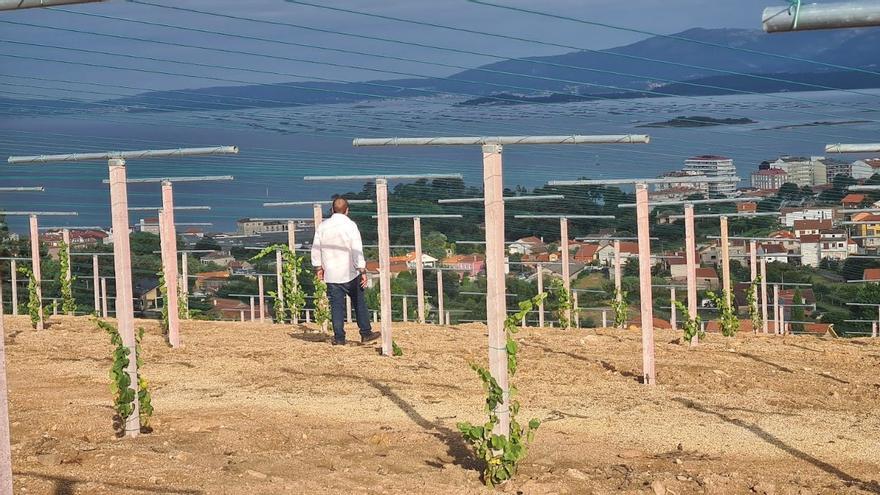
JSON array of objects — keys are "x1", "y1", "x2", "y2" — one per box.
[{"x1": 4, "y1": 315, "x2": 880, "y2": 494}]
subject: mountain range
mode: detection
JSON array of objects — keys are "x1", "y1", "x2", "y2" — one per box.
[{"x1": 5, "y1": 27, "x2": 880, "y2": 114}]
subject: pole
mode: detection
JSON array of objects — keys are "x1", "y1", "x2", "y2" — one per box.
[
  {"x1": 572, "y1": 291, "x2": 579, "y2": 328},
  {"x1": 684, "y1": 204, "x2": 698, "y2": 344},
  {"x1": 0, "y1": 293, "x2": 10, "y2": 494},
  {"x1": 92, "y1": 254, "x2": 100, "y2": 315},
  {"x1": 62, "y1": 228, "x2": 72, "y2": 315},
  {"x1": 288, "y1": 220, "x2": 298, "y2": 324},
  {"x1": 602, "y1": 310, "x2": 607, "y2": 328},
  {"x1": 537, "y1": 262, "x2": 544, "y2": 327},
  {"x1": 9, "y1": 261, "x2": 16, "y2": 316},
  {"x1": 720, "y1": 216, "x2": 731, "y2": 308},
  {"x1": 29, "y1": 215, "x2": 44, "y2": 330},
  {"x1": 402, "y1": 296, "x2": 408, "y2": 323},
  {"x1": 773, "y1": 284, "x2": 780, "y2": 335},
  {"x1": 240, "y1": 310, "x2": 245, "y2": 322},
  {"x1": 483, "y1": 143, "x2": 510, "y2": 435},
  {"x1": 161, "y1": 182, "x2": 180, "y2": 347},
  {"x1": 275, "y1": 249, "x2": 284, "y2": 323},
  {"x1": 876, "y1": 306, "x2": 879, "y2": 338},
  {"x1": 100, "y1": 277, "x2": 108, "y2": 318},
  {"x1": 346, "y1": 295, "x2": 352, "y2": 323},
  {"x1": 108, "y1": 158, "x2": 140, "y2": 437},
  {"x1": 762, "y1": 2, "x2": 880, "y2": 32},
  {"x1": 413, "y1": 217, "x2": 426, "y2": 324},
  {"x1": 312, "y1": 203, "x2": 322, "y2": 229},
  {"x1": 249, "y1": 296, "x2": 255, "y2": 322},
  {"x1": 437, "y1": 269, "x2": 444, "y2": 325},
  {"x1": 258, "y1": 275, "x2": 265, "y2": 323},
  {"x1": 376, "y1": 179, "x2": 393, "y2": 355},
  {"x1": 635, "y1": 184, "x2": 655, "y2": 386},
  {"x1": 560, "y1": 217, "x2": 571, "y2": 327},
  {"x1": 613, "y1": 239, "x2": 622, "y2": 323},
  {"x1": 749, "y1": 240, "x2": 758, "y2": 333},
  {"x1": 670, "y1": 287, "x2": 677, "y2": 332},
  {"x1": 760, "y1": 258, "x2": 768, "y2": 334},
  {"x1": 180, "y1": 251, "x2": 189, "y2": 320}
]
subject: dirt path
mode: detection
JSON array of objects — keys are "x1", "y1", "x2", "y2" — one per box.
[{"x1": 5, "y1": 316, "x2": 880, "y2": 494}]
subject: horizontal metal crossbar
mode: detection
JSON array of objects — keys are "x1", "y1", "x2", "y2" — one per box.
[{"x1": 8, "y1": 146, "x2": 239, "y2": 164}]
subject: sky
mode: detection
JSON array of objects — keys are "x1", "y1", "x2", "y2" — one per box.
[{"x1": 0, "y1": 0, "x2": 779, "y2": 98}]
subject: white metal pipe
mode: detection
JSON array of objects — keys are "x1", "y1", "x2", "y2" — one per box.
[
  {"x1": 264, "y1": 199, "x2": 374, "y2": 207},
  {"x1": 550, "y1": 176, "x2": 739, "y2": 186},
  {"x1": 667, "y1": 212, "x2": 780, "y2": 219},
  {"x1": 828, "y1": 143, "x2": 880, "y2": 153},
  {"x1": 0, "y1": 0, "x2": 103, "y2": 9},
  {"x1": 1, "y1": 211, "x2": 77, "y2": 216},
  {"x1": 618, "y1": 197, "x2": 763, "y2": 208},
  {"x1": 128, "y1": 206, "x2": 211, "y2": 211},
  {"x1": 514, "y1": 214, "x2": 615, "y2": 219},
  {"x1": 439, "y1": 194, "x2": 564, "y2": 204},
  {"x1": 0, "y1": 187, "x2": 43, "y2": 192},
  {"x1": 304, "y1": 173, "x2": 462, "y2": 181},
  {"x1": 353, "y1": 135, "x2": 650, "y2": 146},
  {"x1": 104, "y1": 176, "x2": 233, "y2": 184},
  {"x1": 763, "y1": 2, "x2": 880, "y2": 32},
  {"x1": 8, "y1": 146, "x2": 238, "y2": 164},
  {"x1": 386, "y1": 214, "x2": 463, "y2": 219}
]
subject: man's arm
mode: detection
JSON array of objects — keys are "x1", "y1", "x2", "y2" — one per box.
[{"x1": 350, "y1": 221, "x2": 366, "y2": 270}]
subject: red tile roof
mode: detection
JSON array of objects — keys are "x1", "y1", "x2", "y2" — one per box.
[
  {"x1": 864, "y1": 268, "x2": 880, "y2": 281},
  {"x1": 794, "y1": 219, "x2": 832, "y2": 231},
  {"x1": 695, "y1": 267, "x2": 718, "y2": 279},
  {"x1": 841, "y1": 193, "x2": 866, "y2": 204},
  {"x1": 619, "y1": 242, "x2": 639, "y2": 255}
]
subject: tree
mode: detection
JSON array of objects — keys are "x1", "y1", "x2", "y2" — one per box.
[
  {"x1": 423, "y1": 231, "x2": 449, "y2": 261},
  {"x1": 777, "y1": 182, "x2": 802, "y2": 201},
  {"x1": 623, "y1": 258, "x2": 639, "y2": 277},
  {"x1": 194, "y1": 237, "x2": 221, "y2": 251}
]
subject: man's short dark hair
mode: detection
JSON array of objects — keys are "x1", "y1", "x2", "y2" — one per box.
[{"x1": 332, "y1": 197, "x2": 349, "y2": 214}]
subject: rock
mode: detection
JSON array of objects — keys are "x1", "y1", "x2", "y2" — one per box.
[
  {"x1": 36, "y1": 454, "x2": 60, "y2": 466},
  {"x1": 246, "y1": 469, "x2": 267, "y2": 480},
  {"x1": 674, "y1": 458, "x2": 682, "y2": 465},
  {"x1": 148, "y1": 476, "x2": 159, "y2": 484},
  {"x1": 651, "y1": 480, "x2": 667, "y2": 495},
  {"x1": 752, "y1": 481, "x2": 776, "y2": 495},
  {"x1": 617, "y1": 449, "x2": 641, "y2": 459},
  {"x1": 566, "y1": 468, "x2": 588, "y2": 481},
  {"x1": 676, "y1": 475, "x2": 690, "y2": 481}
]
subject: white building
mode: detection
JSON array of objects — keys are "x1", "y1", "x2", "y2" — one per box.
[
  {"x1": 766, "y1": 156, "x2": 827, "y2": 187},
  {"x1": 781, "y1": 207, "x2": 835, "y2": 227},
  {"x1": 683, "y1": 155, "x2": 738, "y2": 196},
  {"x1": 750, "y1": 168, "x2": 788, "y2": 190},
  {"x1": 825, "y1": 159, "x2": 874, "y2": 181}
]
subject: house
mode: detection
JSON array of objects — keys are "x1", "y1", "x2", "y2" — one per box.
[
  {"x1": 200, "y1": 252, "x2": 235, "y2": 267},
  {"x1": 207, "y1": 297, "x2": 251, "y2": 320},
  {"x1": 799, "y1": 234, "x2": 821, "y2": 267},
  {"x1": 778, "y1": 289, "x2": 816, "y2": 319},
  {"x1": 668, "y1": 256, "x2": 688, "y2": 280},
  {"x1": 507, "y1": 236, "x2": 546, "y2": 256},
  {"x1": 648, "y1": 186, "x2": 705, "y2": 203},
  {"x1": 863, "y1": 268, "x2": 880, "y2": 281},
  {"x1": 522, "y1": 252, "x2": 560, "y2": 264},
  {"x1": 133, "y1": 277, "x2": 161, "y2": 312},
  {"x1": 229, "y1": 260, "x2": 256, "y2": 276},
  {"x1": 781, "y1": 207, "x2": 834, "y2": 227},
  {"x1": 390, "y1": 252, "x2": 439, "y2": 270},
  {"x1": 441, "y1": 254, "x2": 485, "y2": 278},
  {"x1": 137, "y1": 217, "x2": 161, "y2": 235},
  {"x1": 737, "y1": 202, "x2": 758, "y2": 214},
  {"x1": 40, "y1": 229, "x2": 109, "y2": 259},
  {"x1": 573, "y1": 244, "x2": 600, "y2": 264},
  {"x1": 759, "y1": 244, "x2": 790, "y2": 264},
  {"x1": 793, "y1": 219, "x2": 833, "y2": 238},
  {"x1": 851, "y1": 212, "x2": 880, "y2": 248},
  {"x1": 194, "y1": 270, "x2": 230, "y2": 294},
  {"x1": 695, "y1": 267, "x2": 719, "y2": 290},
  {"x1": 841, "y1": 193, "x2": 867, "y2": 209},
  {"x1": 767, "y1": 230, "x2": 800, "y2": 252}
]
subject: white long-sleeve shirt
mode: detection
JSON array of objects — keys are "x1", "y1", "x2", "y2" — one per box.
[{"x1": 310, "y1": 213, "x2": 366, "y2": 284}]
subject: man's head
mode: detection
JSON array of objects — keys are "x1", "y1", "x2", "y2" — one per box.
[{"x1": 332, "y1": 197, "x2": 350, "y2": 215}]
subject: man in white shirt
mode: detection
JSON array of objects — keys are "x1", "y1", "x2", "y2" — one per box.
[{"x1": 311, "y1": 197, "x2": 380, "y2": 345}]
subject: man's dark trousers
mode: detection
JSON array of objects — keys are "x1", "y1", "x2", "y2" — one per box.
[{"x1": 326, "y1": 276, "x2": 372, "y2": 343}]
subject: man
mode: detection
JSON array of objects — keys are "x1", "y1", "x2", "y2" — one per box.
[{"x1": 311, "y1": 197, "x2": 381, "y2": 345}]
